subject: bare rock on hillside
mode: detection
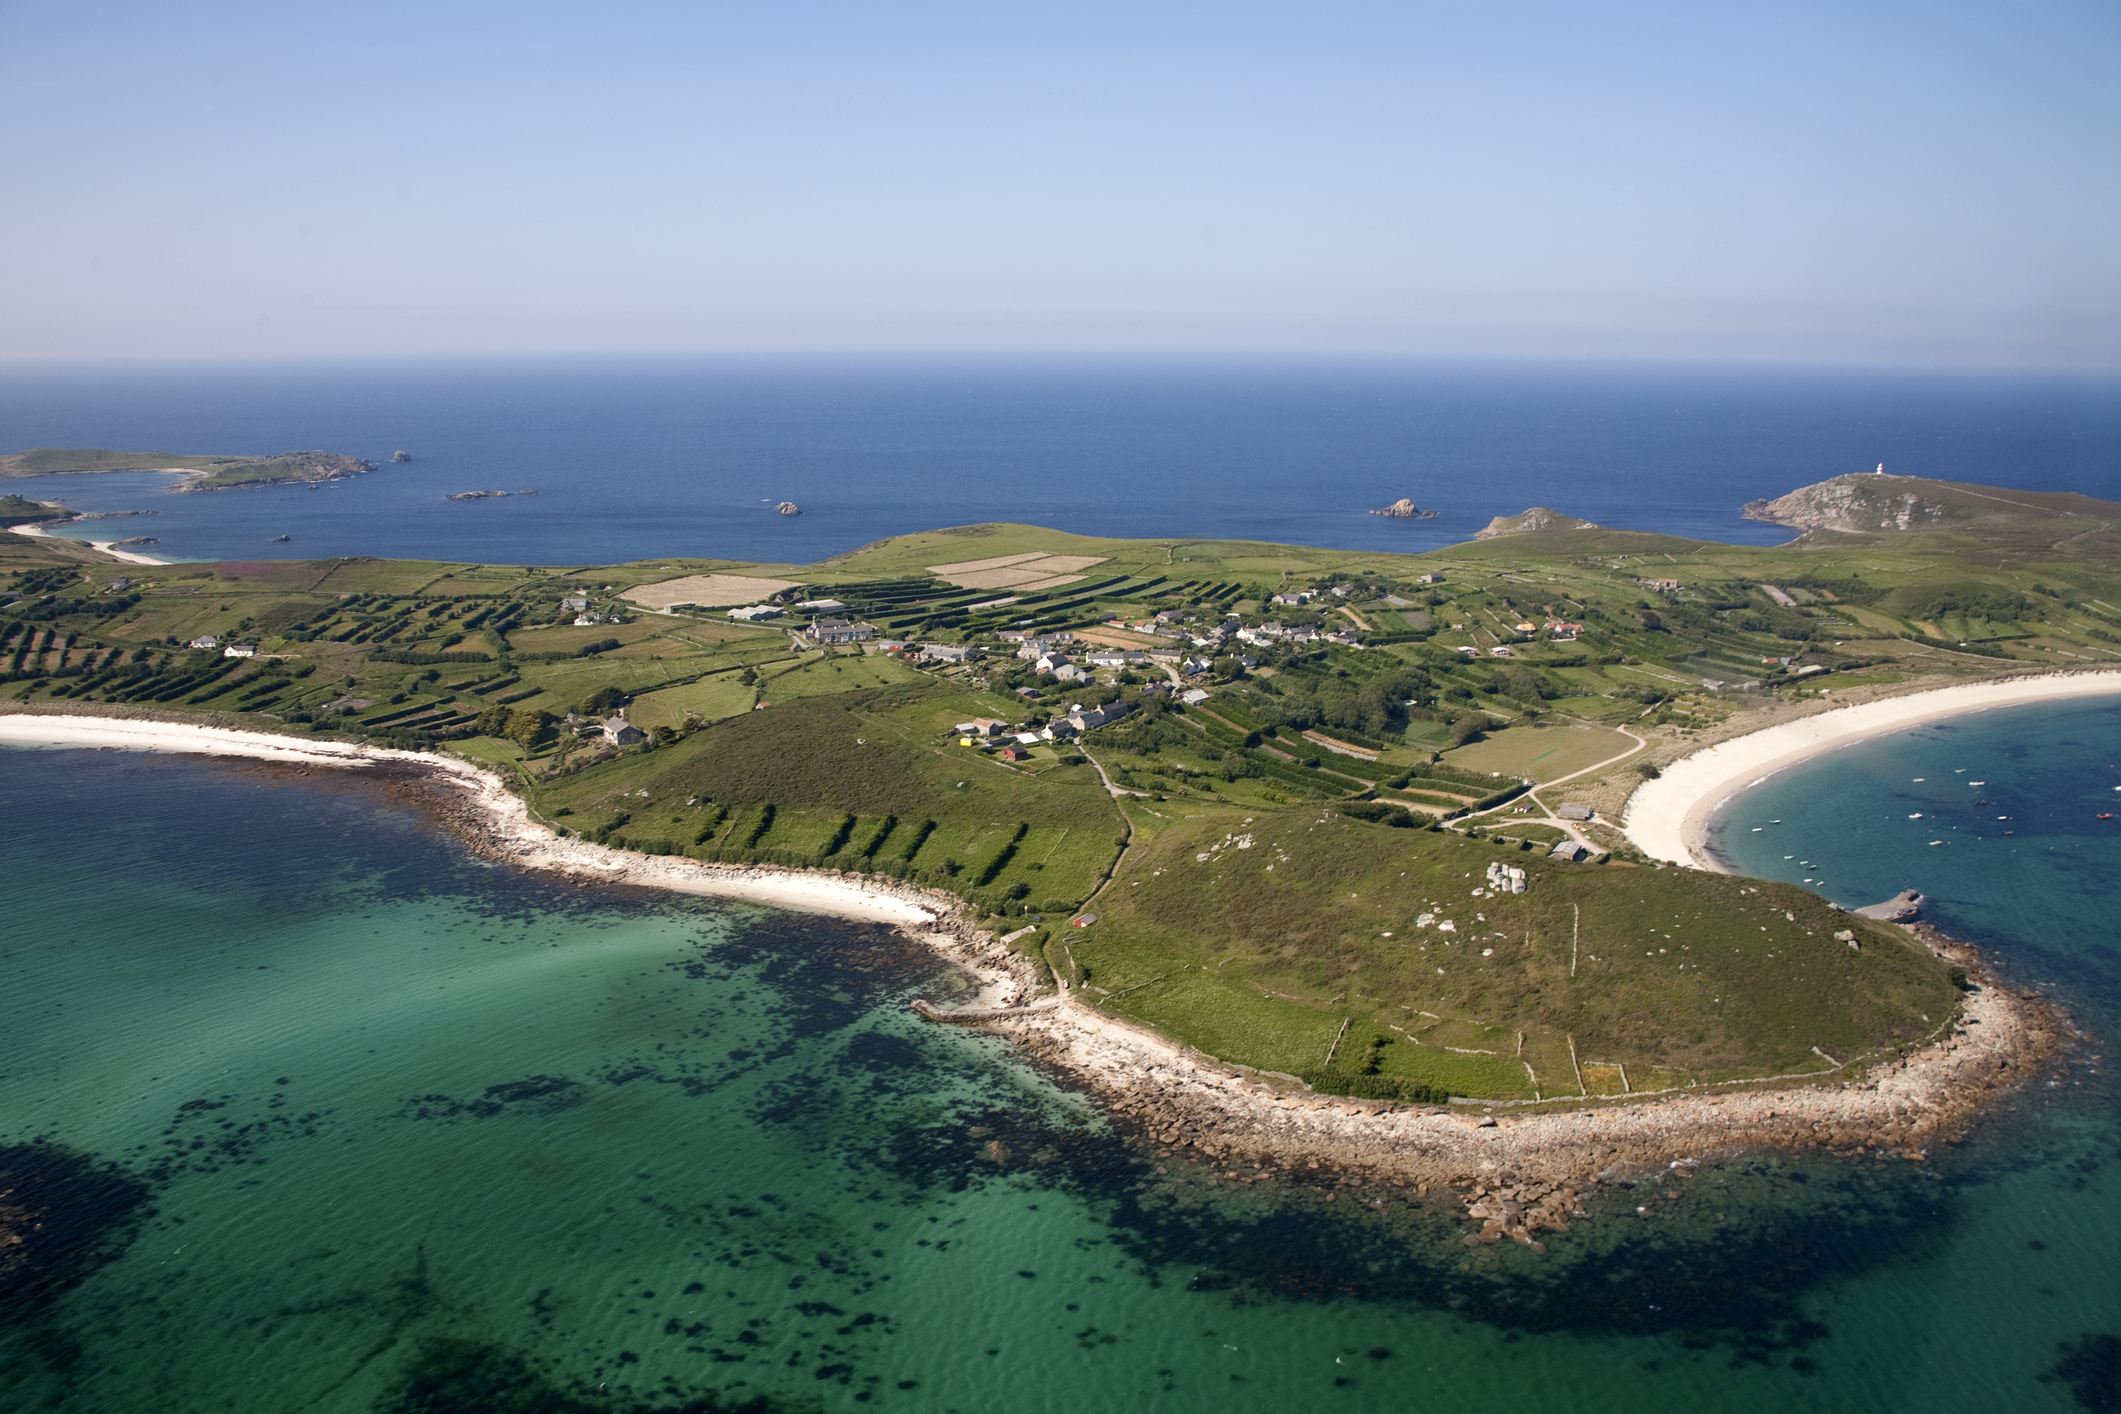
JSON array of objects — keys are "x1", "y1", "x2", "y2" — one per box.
[{"x1": 1474, "y1": 507, "x2": 1599, "y2": 539}]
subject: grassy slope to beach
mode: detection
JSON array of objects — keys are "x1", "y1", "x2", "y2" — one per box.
[
  {"x1": 1071, "y1": 804, "x2": 1957, "y2": 1099},
  {"x1": 4, "y1": 472, "x2": 2114, "y2": 1101}
]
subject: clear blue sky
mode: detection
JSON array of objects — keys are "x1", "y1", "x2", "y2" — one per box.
[{"x1": 3, "y1": 0, "x2": 2114, "y2": 365}]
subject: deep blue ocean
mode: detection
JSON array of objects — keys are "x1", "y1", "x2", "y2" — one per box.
[{"x1": 3, "y1": 356, "x2": 2118, "y2": 564}]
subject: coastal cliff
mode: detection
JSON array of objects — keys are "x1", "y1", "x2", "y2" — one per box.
[{"x1": 1742, "y1": 472, "x2": 2121, "y2": 540}]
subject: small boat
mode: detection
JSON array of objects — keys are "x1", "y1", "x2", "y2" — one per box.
[
  {"x1": 2100, "y1": 813, "x2": 2114, "y2": 821},
  {"x1": 272, "y1": 534, "x2": 290, "y2": 542}
]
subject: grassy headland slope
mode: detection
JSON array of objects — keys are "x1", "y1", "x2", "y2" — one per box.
[
  {"x1": 1069, "y1": 805, "x2": 1955, "y2": 1100},
  {"x1": 3, "y1": 472, "x2": 2109, "y2": 1101},
  {"x1": 0, "y1": 447, "x2": 374, "y2": 491}
]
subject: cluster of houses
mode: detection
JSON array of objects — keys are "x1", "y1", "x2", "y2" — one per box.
[
  {"x1": 954, "y1": 698, "x2": 1136, "y2": 756},
  {"x1": 1235, "y1": 620, "x2": 1363, "y2": 649}
]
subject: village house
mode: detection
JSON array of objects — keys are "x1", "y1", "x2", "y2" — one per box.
[
  {"x1": 189, "y1": 634, "x2": 221, "y2": 649},
  {"x1": 1415, "y1": 572, "x2": 1445, "y2": 584},
  {"x1": 810, "y1": 616, "x2": 874, "y2": 646},
  {"x1": 1084, "y1": 650, "x2": 1143, "y2": 667},
  {"x1": 573, "y1": 612, "x2": 607, "y2": 626},
  {"x1": 1066, "y1": 701, "x2": 1132, "y2": 732},
  {"x1": 1035, "y1": 652, "x2": 1070, "y2": 674},
  {"x1": 1543, "y1": 621, "x2": 1584, "y2": 640},
  {"x1": 602, "y1": 715, "x2": 645, "y2": 746},
  {"x1": 1641, "y1": 577, "x2": 1681, "y2": 592},
  {"x1": 222, "y1": 643, "x2": 256, "y2": 658},
  {"x1": 1179, "y1": 687, "x2": 1210, "y2": 705},
  {"x1": 998, "y1": 746, "x2": 1030, "y2": 762},
  {"x1": 952, "y1": 717, "x2": 1006, "y2": 738},
  {"x1": 919, "y1": 643, "x2": 971, "y2": 663},
  {"x1": 560, "y1": 594, "x2": 590, "y2": 612}
]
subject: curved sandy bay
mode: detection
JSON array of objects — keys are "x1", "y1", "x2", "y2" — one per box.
[{"x1": 1623, "y1": 669, "x2": 2121, "y2": 871}]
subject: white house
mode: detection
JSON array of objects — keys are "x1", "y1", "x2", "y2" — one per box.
[{"x1": 222, "y1": 644, "x2": 256, "y2": 658}]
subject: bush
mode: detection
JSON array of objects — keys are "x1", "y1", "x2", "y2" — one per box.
[{"x1": 1298, "y1": 1070, "x2": 1448, "y2": 1104}]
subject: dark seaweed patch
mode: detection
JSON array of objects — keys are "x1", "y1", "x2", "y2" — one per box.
[
  {"x1": 398, "y1": 1077, "x2": 586, "y2": 1122},
  {"x1": 2048, "y1": 1333, "x2": 2121, "y2": 1413},
  {"x1": 0, "y1": 1142, "x2": 153, "y2": 1333},
  {"x1": 377, "y1": 1336, "x2": 792, "y2": 1413}
]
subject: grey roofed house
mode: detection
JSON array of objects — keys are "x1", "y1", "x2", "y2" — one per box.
[
  {"x1": 1179, "y1": 687, "x2": 1210, "y2": 705},
  {"x1": 1065, "y1": 701, "x2": 1133, "y2": 733},
  {"x1": 919, "y1": 643, "x2": 971, "y2": 662},
  {"x1": 810, "y1": 616, "x2": 874, "y2": 645},
  {"x1": 561, "y1": 594, "x2": 590, "y2": 611},
  {"x1": 1556, "y1": 803, "x2": 1594, "y2": 821},
  {"x1": 1548, "y1": 841, "x2": 1590, "y2": 861},
  {"x1": 602, "y1": 715, "x2": 646, "y2": 746}
]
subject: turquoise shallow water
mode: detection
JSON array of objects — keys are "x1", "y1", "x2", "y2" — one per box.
[{"x1": 1, "y1": 737, "x2": 2116, "y2": 1412}]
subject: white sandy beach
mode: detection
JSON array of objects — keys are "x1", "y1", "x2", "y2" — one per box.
[
  {"x1": 0, "y1": 713, "x2": 953, "y2": 933},
  {"x1": 1623, "y1": 669, "x2": 2121, "y2": 870},
  {"x1": 7, "y1": 521, "x2": 170, "y2": 565}
]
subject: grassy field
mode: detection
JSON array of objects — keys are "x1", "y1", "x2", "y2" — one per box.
[{"x1": 1069, "y1": 808, "x2": 1958, "y2": 1097}]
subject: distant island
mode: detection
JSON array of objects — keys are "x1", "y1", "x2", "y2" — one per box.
[
  {"x1": 0, "y1": 446, "x2": 374, "y2": 493},
  {"x1": 1, "y1": 468, "x2": 2104, "y2": 1181}
]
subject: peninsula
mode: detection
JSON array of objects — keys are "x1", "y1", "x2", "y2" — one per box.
[
  {"x1": 2, "y1": 471, "x2": 2109, "y2": 1176},
  {"x1": 0, "y1": 445, "x2": 375, "y2": 492}
]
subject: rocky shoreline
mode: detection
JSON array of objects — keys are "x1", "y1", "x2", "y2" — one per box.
[
  {"x1": 0, "y1": 704, "x2": 2072, "y2": 1222},
  {"x1": 990, "y1": 923, "x2": 2067, "y2": 1244}
]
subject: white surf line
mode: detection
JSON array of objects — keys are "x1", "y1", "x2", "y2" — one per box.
[{"x1": 1623, "y1": 669, "x2": 2121, "y2": 870}]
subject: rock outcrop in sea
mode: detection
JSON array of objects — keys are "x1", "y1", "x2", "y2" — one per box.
[{"x1": 1370, "y1": 498, "x2": 1439, "y2": 518}]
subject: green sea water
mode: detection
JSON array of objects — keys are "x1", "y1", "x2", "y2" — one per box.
[{"x1": 1, "y1": 741, "x2": 2115, "y2": 1413}]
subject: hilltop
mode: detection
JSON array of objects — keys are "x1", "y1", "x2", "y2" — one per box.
[
  {"x1": 1, "y1": 472, "x2": 2110, "y2": 1106},
  {"x1": 1743, "y1": 472, "x2": 2121, "y2": 552}
]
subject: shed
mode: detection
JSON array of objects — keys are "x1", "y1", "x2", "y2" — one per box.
[{"x1": 1556, "y1": 803, "x2": 1594, "y2": 821}]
